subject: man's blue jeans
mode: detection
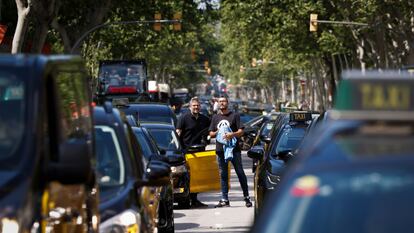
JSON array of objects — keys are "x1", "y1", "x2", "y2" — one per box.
[{"x1": 216, "y1": 151, "x2": 249, "y2": 200}]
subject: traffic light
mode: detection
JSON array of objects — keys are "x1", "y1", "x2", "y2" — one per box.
[
  {"x1": 154, "y1": 12, "x2": 162, "y2": 31},
  {"x1": 173, "y1": 12, "x2": 182, "y2": 31},
  {"x1": 310, "y1": 14, "x2": 318, "y2": 32}
]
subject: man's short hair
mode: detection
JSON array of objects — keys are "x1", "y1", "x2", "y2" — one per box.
[
  {"x1": 218, "y1": 95, "x2": 229, "y2": 102},
  {"x1": 189, "y1": 97, "x2": 200, "y2": 105}
]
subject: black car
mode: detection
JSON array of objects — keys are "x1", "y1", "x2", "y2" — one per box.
[
  {"x1": 248, "y1": 112, "x2": 313, "y2": 215},
  {"x1": 0, "y1": 55, "x2": 99, "y2": 232},
  {"x1": 141, "y1": 123, "x2": 192, "y2": 208},
  {"x1": 249, "y1": 116, "x2": 282, "y2": 172},
  {"x1": 115, "y1": 101, "x2": 177, "y2": 126},
  {"x1": 94, "y1": 103, "x2": 171, "y2": 233},
  {"x1": 242, "y1": 112, "x2": 281, "y2": 150},
  {"x1": 131, "y1": 125, "x2": 175, "y2": 232},
  {"x1": 252, "y1": 70, "x2": 414, "y2": 233}
]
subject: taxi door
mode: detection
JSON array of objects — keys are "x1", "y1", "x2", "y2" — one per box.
[{"x1": 185, "y1": 149, "x2": 230, "y2": 193}]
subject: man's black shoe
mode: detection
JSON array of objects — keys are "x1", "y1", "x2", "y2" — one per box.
[
  {"x1": 244, "y1": 197, "x2": 252, "y2": 208},
  {"x1": 191, "y1": 200, "x2": 208, "y2": 208},
  {"x1": 214, "y1": 199, "x2": 230, "y2": 208}
]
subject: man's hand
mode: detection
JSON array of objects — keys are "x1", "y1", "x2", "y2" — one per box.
[
  {"x1": 209, "y1": 130, "x2": 217, "y2": 138},
  {"x1": 223, "y1": 132, "x2": 234, "y2": 140}
]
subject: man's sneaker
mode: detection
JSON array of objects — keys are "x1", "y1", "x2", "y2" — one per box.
[
  {"x1": 191, "y1": 199, "x2": 208, "y2": 208},
  {"x1": 214, "y1": 199, "x2": 230, "y2": 208},
  {"x1": 244, "y1": 197, "x2": 252, "y2": 208}
]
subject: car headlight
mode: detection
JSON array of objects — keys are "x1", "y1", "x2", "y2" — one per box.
[
  {"x1": 100, "y1": 210, "x2": 140, "y2": 233},
  {"x1": 171, "y1": 164, "x2": 187, "y2": 174},
  {"x1": 0, "y1": 218, "x2": 19, "y2": 233},
  {"x1": 266, "y1": 171, "x2": 281, "y2": 187}
]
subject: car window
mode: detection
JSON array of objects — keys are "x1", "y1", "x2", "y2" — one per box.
[
  {"x1": 0, "y1": 72, "x2": 25, "y2": 168},
  {"x1": 147, "y1": 129, "x2": 181, "y2": 151},
  {"x1": 260, "y1": 121, "x2": 275, "y2": 137},
  {"x1": 133, "y1": 130, "x2": 157, "y2": 160},
  {"x1": 273, "y1": 124, "x2": 307, "y2": 155},
  {"x1": 95, "y1": 126, "x2": 125, "y2": 186},
  {"x1": 262, "y1": 170, "x2": 414, "y2": 233},
  {"x1": 56, "y1": 71, "x2": 92, "y2": 141}
]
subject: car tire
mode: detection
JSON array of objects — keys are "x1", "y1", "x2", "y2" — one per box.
[
  {"x1": 159, "y1": 193, "x2": 174, "y2": 233},
  {"x1": 177, "y1": 197, "x2": 191, "y2": 209}
]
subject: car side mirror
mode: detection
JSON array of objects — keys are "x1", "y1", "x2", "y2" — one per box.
[
  {"x1": 248, "y1": 131, "x2": 257, "y2": 138},
  {"x1": 139, "y1": 160, "x2": 171, "y2": 187},
  {"x1": 260, "y1": 135, "x2": 272, "y2": 144},
  {"x1": 187, "y1": 144, "x2": 206, "y2": 153},
  {"x1": 277, "y1": 150, "x2": 294, "y2": 161},
  {"x1": 48, "y1": 139, "x2": 93, "y2": 185},
  {"x1": 247, "y1": 146, "x2": 264, "y2": 160}
]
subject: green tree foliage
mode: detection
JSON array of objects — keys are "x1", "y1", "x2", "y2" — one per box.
[{"x1": 219, "y1": 0, "x2": 414, "y2": 108}]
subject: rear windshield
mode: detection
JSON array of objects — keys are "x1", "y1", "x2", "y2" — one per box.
[
  {"x1": 98, "y1": 64, "x2": 146, "y2": 92},
  {"x1": 263, "y1": 169, "x2": 414, "y2": 233},
  {"x1": 124, "y1": 107, "x2": 174, "y2": 125},
  {"x1": 0, "y1": 72, "x2": 26, "y2": 169}
]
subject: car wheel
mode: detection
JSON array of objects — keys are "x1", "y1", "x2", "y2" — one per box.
[
  {"x1": 159, "y1": 194, "x2": 174, "y2": 233},
  {"x1": 177, "y1": 197, "x2": 191, "y2": 209}
]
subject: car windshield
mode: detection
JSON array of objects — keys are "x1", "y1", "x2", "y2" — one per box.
[
  {"x1": 0, "y1": 72, "x2": 26, "y2": 169},
  {"x1": 98, "y1": 64, "x2": 145, "y2": 92},
  {"x1": 95, "y1": 126, "x2": 125, "y2": 186},
  {"x1": 262, "y1": 169, "x2": 414, "y2": 233},
  {"x1": 133, "y1": 129, "x2": 157, "y2": 160},
  {"x1": 273, "y1": 124, "x2": 307, "y2": 155},
  {"x1": 260, "y1": 121, "x2": 275, "y2": 137},
  {"x1": 147, "y1": 128, "x2": 181, "y2": 151}
]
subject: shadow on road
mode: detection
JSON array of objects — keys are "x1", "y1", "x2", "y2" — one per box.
[
  {"x1": 175, "y1": 223, "x2": 200, "y2": 230},
  {"x1": 174, "y1": 212, "x2": 186, "y2": 218}
]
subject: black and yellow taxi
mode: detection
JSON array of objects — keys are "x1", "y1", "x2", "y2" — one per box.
[
  {"x1": 252, "y1": 70, "x2": 414, "y2": 233},
  {"x1": 0, "y1": 55, "x2": 99, "y2": 232},
  {"x1": 94, "y1": 103, "x2": 171, "y2": 233},
  {"x1": 248, "y1": 111, "x2": 314, "y2": 215},
  {"x1": 140, "y1": 123, "x2": 192, "y2": 208},
  {"x1": 130, "y1": 124, "x2": 174, "y2": 232}
]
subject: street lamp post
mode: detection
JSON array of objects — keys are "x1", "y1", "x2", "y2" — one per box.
[{"x1": 70, "y1": 19, "x2": 181, "y2": 54}]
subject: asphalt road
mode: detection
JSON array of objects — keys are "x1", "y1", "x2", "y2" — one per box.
[{"x1": 174, "y1": 150, "x2": 255, "y2": 233}]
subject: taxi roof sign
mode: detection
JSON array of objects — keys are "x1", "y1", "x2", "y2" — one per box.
[
  {"x1": 333, "y1": 70, "x2": 414, "y2": 120},
  {"x1": 290, "y1": 112, "x2": 312, "y2": 122}
]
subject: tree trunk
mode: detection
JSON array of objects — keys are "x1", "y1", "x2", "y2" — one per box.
[
  {"x1": 12, "y1": 0, "x2": 31, "y2": 54},
  {"x1": 30, "y1": 0, "x2": 58, "y2": 53},
  {"x1": 31, "y1": 22, "x2": 48, "y2": 53},
  {"x1": 51, "y1": 19, "x2": 71, "y2": 52}
]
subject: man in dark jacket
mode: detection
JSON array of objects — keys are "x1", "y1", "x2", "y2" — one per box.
[{"x1": 176, "y1": 97, "x2": 210, "y2": 208}]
